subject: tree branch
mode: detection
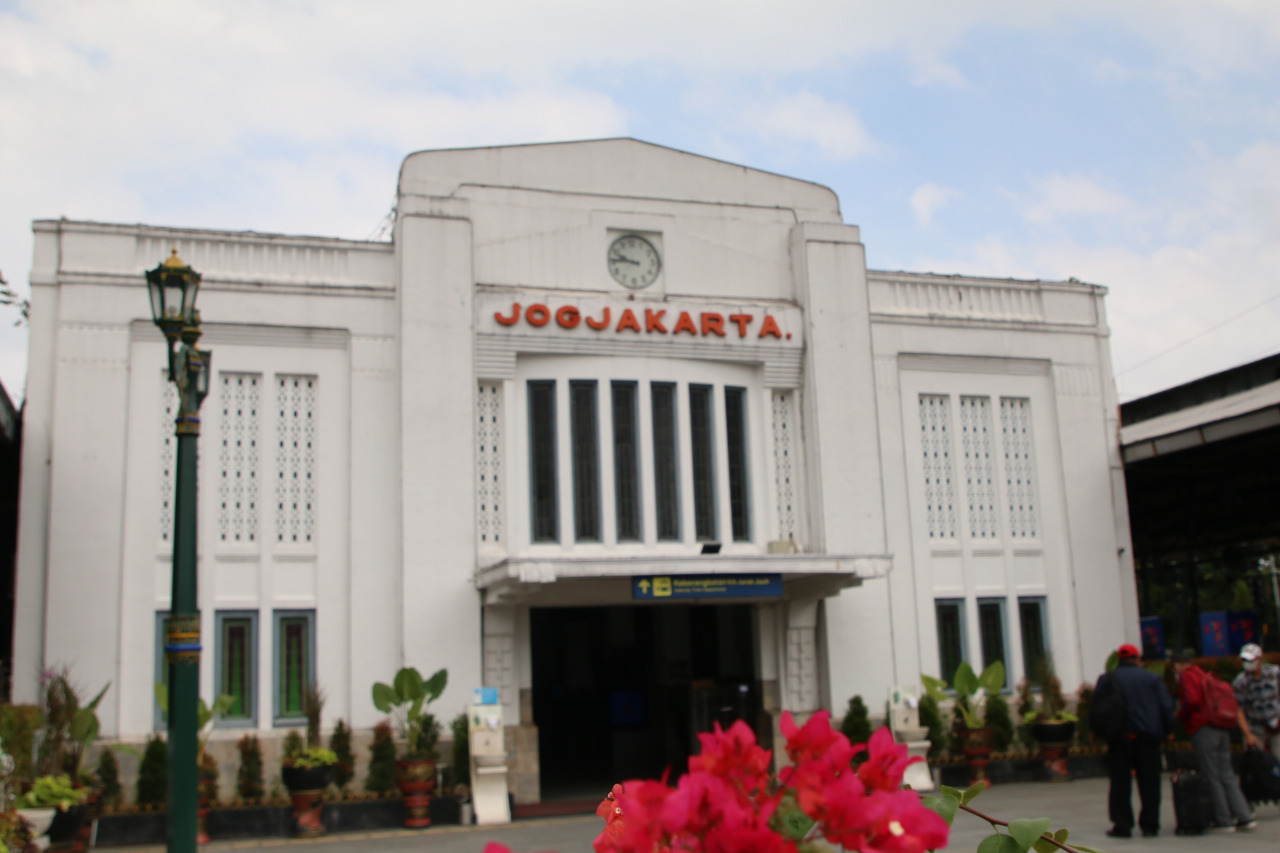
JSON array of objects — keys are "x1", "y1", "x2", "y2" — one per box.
[{"x1": 957, "y1": 801, "x2": 1085, "y2": 853}]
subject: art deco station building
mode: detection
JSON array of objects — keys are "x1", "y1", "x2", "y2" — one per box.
[{"x1": 13, "y1": 139, "x2": 1137, "y2": 801}]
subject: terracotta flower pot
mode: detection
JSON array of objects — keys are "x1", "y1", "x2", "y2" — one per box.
[
  {"x1": 395, "y1": 757, "x2": 437, "y2": 829},
  {"x1": 281, "y1": 764, "x2": 334, "y2": 838},
  {"x1": 960, "y1": 728, "x2": 994, "y2": 783}
]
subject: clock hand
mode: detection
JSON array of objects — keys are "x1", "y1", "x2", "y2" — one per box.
[{"x1": 610, "y1": 255, "x2": 640, "y2": 265}]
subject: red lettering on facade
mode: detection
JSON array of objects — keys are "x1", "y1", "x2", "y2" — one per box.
[
  {"x1": 701, "y1": 312, "x2": 726, "y2": 337},
  {"x1": 616, "y1": 309, "x2": 642, "y2": 333},
  {"x1": 645, "y1": 309, "x2": 668, "y2": 333},
  {"x1": 555, "y1": 306, "x2": 581, "y2": 329},
  {"x1": 758, "y1": 315, "x2": 782, "y2": 338},
  {"x1": 673, "y1": 312, "x2": 698, "y2": 336},
  {"x1": 526, "y1": 304, "x2": 550, "y2": 327},
  {"x1": 495, "y1": 303, "x2": 521, "y2": 326},
  {"x1": 585, "y1": 307, "x2": 611, "y2": 330},
  {"x1": 728, "y1": 314, "x2": 753, "y2": 337}
]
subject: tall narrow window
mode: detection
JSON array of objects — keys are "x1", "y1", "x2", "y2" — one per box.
[
  {"x1": 935, "y1": 599, "x2": 965, "y2": 686},
  {"x1": 275, "y1": 375, "x2": 317, "y2": 545},
  {"x1": 689, "y1": 384, "x2": 716, "y2": 540},
  {"x1": 724, "y1": 387, "x2": 750, "y2": 541},
  {"x1": 570, "y1": 381, "x2": 601, "y2": 542},
  {"x1": 275, "y1": 611, "x2": 313, "y2": 723},
  {"x1": 1000, "y1": 398, "x2": 1039, "y2": 539},
  {"x1": 216, "y1": 612, "x2": 256, "y2": 724},
  {"x1": 1019, "y1": 597, "x2": 1048, "y2": 683},
  {"x1": 651, "y1": 383, "x2": 680, "y2": 541},
  {"x1": 919, "y1": 395, "x2": 957, "y2": 539},
  {"x1": 528, "y1": 381, "x2": 559, "y2": 542},
  {"x1": 959, "y1": 396, "x2": 997, "y2": 540},
  {"x1": 219, "y1": 373, "x2": 261, "y2": 544},
  {"x1": 611, "y1": 382, "x2": 641, "y2": 541},
  {"x1": 978, "y1": 598, "x2": 1007, "y2": 687}
]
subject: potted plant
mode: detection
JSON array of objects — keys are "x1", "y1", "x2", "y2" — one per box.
[
  {"x1": 17, "y1": 774, "x2": 90, "y2": 847},
  {"x1": 922, "y1": 661, "x2": 1005, "y2": 783},
  {"x1": 1017, "y1": 659, "x2": 1077, "y2": 779},
  {"x1": 371, "y1": 667, "x2": 447, "y2": 828},
  {"x1": 281, "y1": 685, "x2": 338, "y2": 837}
]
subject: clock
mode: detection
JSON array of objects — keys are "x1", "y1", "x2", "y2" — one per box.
[{"x1": 607, "y1": 234, "x2": 661, "y2": 290}]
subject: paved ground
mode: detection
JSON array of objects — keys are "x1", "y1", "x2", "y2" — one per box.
[{"x1": 112, "y1": 775, "x2": 1280, "y2": 852}]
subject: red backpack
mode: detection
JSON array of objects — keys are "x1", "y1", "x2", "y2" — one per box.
[{"x1": 1203, "y1": 675, "x2": 1239, "y2": 729}]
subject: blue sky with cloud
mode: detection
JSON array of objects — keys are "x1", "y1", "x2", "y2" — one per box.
[{"x1": 2, "y1": 0, "x2": 1277, "y2": 401}]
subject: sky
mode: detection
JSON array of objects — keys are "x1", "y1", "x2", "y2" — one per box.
[{"x1": 1, "y1": 0, "x2": 1278, "y2": 404}]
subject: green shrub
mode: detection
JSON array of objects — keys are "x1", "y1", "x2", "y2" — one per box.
[
  {"x1": 365, "y1": 721, "x2": 397, "y2": 794},
  {"x1": 984, "y1": 692, "x2": 1014, "y2": 752},
  {"x1": 236, "y1": 734, "x2": 264, "y2": 801},
  {"x1": 839, "y1": 695, "x2": 872, "y2": 746},
  {"x1": 446, "y1": 713, "x2": 469, "y2": 791},
  {"x1": 0, "y1": 704, "x2": 42, "y2": 783},
  {"x1": 917, "y1": 693, "x2": 946, "y2": 761},
  {"x1": 1075, "y1": 684, "x2": 1094, "y2": 744},
  {"x1": 282, "y1": 729, "x2": 304, "y2": 760},
  {"x1": 329, "y1": 720, "x2": 354, "y2": 792},
  {"x1": 96, "y1": 748, "x2": 122, "y2": 806},
  {"x1": 136, "y1": 735, "x2": 168, "y2": 806},
  {"x1": 35, "y1": 670, "x2": 80, "y2": 777}
]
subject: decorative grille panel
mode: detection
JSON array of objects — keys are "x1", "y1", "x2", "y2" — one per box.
[
  {"x1": 275, "y1": 376, "x2": 317, "y2": 545},
  {"x1": 159, "y1": 374, "x2": 177, "y2": 544},
  {"x1": 476, "y1": 382, "x2": 504, "y2": 545},
  {"x1": 959, "y1": 396, "x2": 998, "y2": 539},
  {"x1": 1000, "y1": 397, "x2": 1039, "y2": 539},
  {"x1": 219, "y1": 374, "x2": 261, "y2": 544},
  {"x1": 771, "y1": 390, "x2": 797, "y2": 543},
  {"x1": 919, "y1": 394, "x2": 957, "y2": 540}
]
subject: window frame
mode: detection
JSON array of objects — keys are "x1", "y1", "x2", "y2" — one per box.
[
  {"x1": 611, "y1": 381, "x2": 642, "y2": 542},
  {"x1": 976, "y1": 597, "x2": 1009, "y2": 690},
  {"x1": 1018, "y1": 596, "x2": 1049, "y2": 684},
  {"x1": 273, "y1": 609, "x2": 315, "y2": 726},
  {"x1": 935, "y1": 598, "x2": 967, "y2": 688},
  {"x1": 569, "y1": 380, "x2": 602, "y2": 542},
  {"x1": 214, "y1": 610, "x2": 258, "y2": 727},
  {"x1": 724, "y1": 386, "x2": 751, "y2": 542},
  {"x1": 527, "y1": 380, "x2": 560, "y2": 543}
]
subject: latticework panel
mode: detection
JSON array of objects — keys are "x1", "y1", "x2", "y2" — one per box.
[
  {"x1": 275, "y1": 376, "x2": 317, "y2": 545},
  {"x1": 919, "y1": 394, "x2": 957, "y2": 540},
  {"x1": 218, "y1": 373, "x2": 261, "y2": 544},
  {"x1": 476, "y1": 382, "x2": 504, "y2": 545},
  {"x1": 960, "y1": 396, "x2": 997, "y2": 540},
  {"x1": 1000, "y1": 397, "x2": 1039, "y2": 539}
]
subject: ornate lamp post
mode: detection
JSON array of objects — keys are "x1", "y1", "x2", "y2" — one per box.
[{"x1": 146, "y1": 250, "x2": 211, "y2": 853}]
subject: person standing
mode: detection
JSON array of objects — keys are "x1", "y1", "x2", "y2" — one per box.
[
  {"x1": 1172, "y1": 653, "x2": 1257, "y2": 832},
  {"x1": 1092, "y1": 643, "x2": 1174, "y2": 838},
  {"x1": 1233, "y1": 643, "x2": 1280, "y2": 755}
]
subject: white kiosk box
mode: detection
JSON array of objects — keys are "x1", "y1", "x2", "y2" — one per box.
[{"x1": 469, "y1": 687, "x2": 511, "y2": 825}]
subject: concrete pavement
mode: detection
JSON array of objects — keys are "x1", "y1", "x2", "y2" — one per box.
[{"x1": 109, "y1": 775, "x2": 1280, "y2": 852}]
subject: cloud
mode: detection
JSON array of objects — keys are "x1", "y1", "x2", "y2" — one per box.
[
  {"x1": 911, "y1": 183, "x2": 959, "y2": 227},
  {"x1": 1022, "y1": 175, "x2": 1137, "y2": 226},
  {"x1": 736, "y1": 91, "x2": 879, "y2": 161}
]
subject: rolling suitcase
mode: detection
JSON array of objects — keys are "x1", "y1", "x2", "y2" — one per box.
[
  {"x1": 1171, "y1": 769, "x2": 1213, "y2": 835},
  {"x1": 1240, "y1": 747, "x2": 1280, "y2": 805}
]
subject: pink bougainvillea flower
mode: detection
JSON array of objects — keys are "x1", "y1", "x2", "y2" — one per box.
[
  {"x1": 858, "y1": 789, "x2": 950, "y2": 853},
  {"x1": 688, "y1": 720, "x2": 773, "y2": 801},
  {"x1": 857, "y1": 726, "x2": 920, "y2": 793}
]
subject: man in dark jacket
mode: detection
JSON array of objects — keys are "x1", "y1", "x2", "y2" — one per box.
[{"x1": 1092, "y1": 643, "x2": 1174, "y2": 838}]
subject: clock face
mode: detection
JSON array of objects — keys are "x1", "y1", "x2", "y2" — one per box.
[{"x1": 607, "y1": 234, "x2": 661, "y2": 290}]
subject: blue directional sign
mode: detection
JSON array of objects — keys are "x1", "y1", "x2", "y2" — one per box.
[{"x1": 632, "y1": 573, "x2": 783, "y2": 600}]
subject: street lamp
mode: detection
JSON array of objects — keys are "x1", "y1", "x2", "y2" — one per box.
[{"x1": 146, "y1": 249, "x2": 211, "y2": 853}]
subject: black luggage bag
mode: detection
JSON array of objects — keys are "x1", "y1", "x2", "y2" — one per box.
[
  {"x1": 1240, "y1": 747, "x2": 1280, "y2": 805},
  {"x1": 1171, "y1": 770, "x2": 1214, "y2": 835}
]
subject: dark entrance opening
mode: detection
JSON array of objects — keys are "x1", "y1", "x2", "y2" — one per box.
[{"x1": 531, "y1": 603, "x2": 759, "y2": 800}]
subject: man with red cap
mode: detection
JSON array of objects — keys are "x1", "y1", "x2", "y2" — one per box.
[{"x1": 1091, "y1": 643, "x2": 1174, "y2": 838}]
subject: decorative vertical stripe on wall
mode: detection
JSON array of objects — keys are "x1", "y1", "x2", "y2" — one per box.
[
  {"x1": 919, "y1": 394, "x2": 957, "y2": 540},
  {"x1": 275, "y1": 376, "x2": 317, "y2": 545},
  {"x1": 771, "y1": 390, "x2": 797, "y2": 543},
  {"x1": 1000, "y1": 397, "x2": 1039, "y2": 539},
  {"x1": 476, "y1": 382, "x2": 504, "y2": 545},
  {"x1": 159, "y1": 374, "x2": 177, "y2": 544},
  {"x1": 959, "y1": 396, "x2": 998, "y2": 539},
  {"x1": 219, "y1": 374, "x2": 261, "y2": 544}
]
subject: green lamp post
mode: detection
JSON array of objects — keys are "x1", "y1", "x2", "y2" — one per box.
[{"x1": 146, "y1": 249, "x2": 211, "y2": 853}]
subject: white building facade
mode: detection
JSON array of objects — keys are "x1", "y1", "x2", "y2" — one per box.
[{"x1": 13, "y1": 139, "x2": 1139, "y2": 801}]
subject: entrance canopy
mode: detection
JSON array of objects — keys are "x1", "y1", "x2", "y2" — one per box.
[{"x1": 475, "y1": 553, "x2": 888, "y2": 606}]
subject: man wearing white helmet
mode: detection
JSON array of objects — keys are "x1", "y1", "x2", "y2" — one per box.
[{"x1": 1233, "y1": 643, "x2": 1280, "y2": 755}]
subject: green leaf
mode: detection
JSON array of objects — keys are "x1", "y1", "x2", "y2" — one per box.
[
  {"x1": 393, "y1": 667, "x2": 425, "y2": 702},
  {"x1": 978, "y1": 661, "x2": 1006, "y2": 694},
  {"x1": 938, "y1": 785, "x2": 964, "y2": 801},
  {"x1": 1032, "y1": 839, "x2": 1056, "y2": 853},
  {"x1": 977, "y1": 833, "x2": 1022, "y2": 853},
  {"x1": 954, "y1": 662, "x2": 978, "y2": 697},
  {"x1": 1072, "y1": 846, "x2": 1107, "y2": 853},
  {"x1": 422, "y1": 668, "x2": 448, "y2": 703},
  {"x1": 70, "y1": 708, "x2": 99, "y2": 743},
  {"x1": 1104, "y1": 651, "x2": 1119, "y2": 672},
  {"x1": 155, "y1": 683, "x2": 169, "y2": 715},
  {"x1": 86, "y1": 682, "x2": 111, "y2": 712},
  {"x1": 372, "y1": 681, "x2": 397, "y2": 713},
  {"x1": 1058, "y1": 711, "x2": 1078, "y2": 723},
  {"x1": 1053, "y1": 829, "x2": 1068, "y2": 843},
  {"x1": 921, "y1": 796, "x2": 959, "y2": 826},
  {"x1": 961, "y1": 780, "x2": 988, "y2": 804},
  {"x1": 1008, "y1": 818, "x2": 1052, "y2": 852},
  {"x1": 210, "y1": 694, "x2": 236, "y2": 717}
]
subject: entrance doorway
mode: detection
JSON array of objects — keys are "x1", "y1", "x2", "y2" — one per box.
[{"x1": 531, "y1": 603, "x2": 760, "y2": 800}]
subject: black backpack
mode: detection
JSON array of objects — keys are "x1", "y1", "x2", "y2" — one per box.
[
  {"x1": 1090, "y1": 673, "x2": 1127, "y2": 741},
  {"x1": 1240, "y1": 747, "x2": 1280, "y2": 804}
]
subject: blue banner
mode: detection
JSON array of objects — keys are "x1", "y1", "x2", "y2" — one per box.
[{"x1": 632, "y1": 573, "x2": 783, "y2": 600}]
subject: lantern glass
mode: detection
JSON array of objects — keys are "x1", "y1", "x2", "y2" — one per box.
[
  {"x1": 146, "y1": 251, "x2": 201, "y2": 326},
  {"x1": 195, "y1": 350, "x2": 211, "y2": 397}
]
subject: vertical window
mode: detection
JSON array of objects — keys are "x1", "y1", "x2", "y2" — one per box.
[
  {"x1": 959, "y1": 396, "x2": 997, "y2": 540},
  {"x1": 528, "y1": 381, "x2": 559, "y2": 542},
  {"x1": 1019, "y1": 597, "x2": 1048, "y2": 683},
  {"x1": 651, "y1": 383, "x2": 680, "y2": 541},
  {"x1": 1000, "y1": 398, "x2": 1039, "y2": 539},
  {"x1": 977, "y1": 598, "x2": 1007, "y2": 688},
  {"x1": 275, "y1": 375, "x2": 317, "y2": 545},
  {"x1": 611, "y1": 382, "x2": 641, "y2": 541},
  {"x1": 724, "y1": 387, "x2": 750, "y2": 541},
  {"x1": 219, "y1": 374, "x2": 261, "y2": 544},
  {"x1": 275, "y1": 611, "x2": 314, "y2": 723},
  {"x1": 935, "y1": 599, "x2": 965, "y2": 686},
  {"x1": 919, "y1": 395, "x2": 957, "y2": 539},
  {"x1": 570, "y1": 381, "x2": 601, "y2": 542},
  {"x1": 688, "y1": 384, "x2": 717, "y2": 540},
  {"x1": 216, "y1": 612, "x2": 256, "y2": 724}
]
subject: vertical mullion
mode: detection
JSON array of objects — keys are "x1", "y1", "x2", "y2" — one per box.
[{"x1": 637, "y1": 383, "x2": 658, "y2": 544}]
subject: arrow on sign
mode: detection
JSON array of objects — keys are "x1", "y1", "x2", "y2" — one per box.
[{"x1": 637, "y1": 579, "x2": 651, "y2": 594}]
